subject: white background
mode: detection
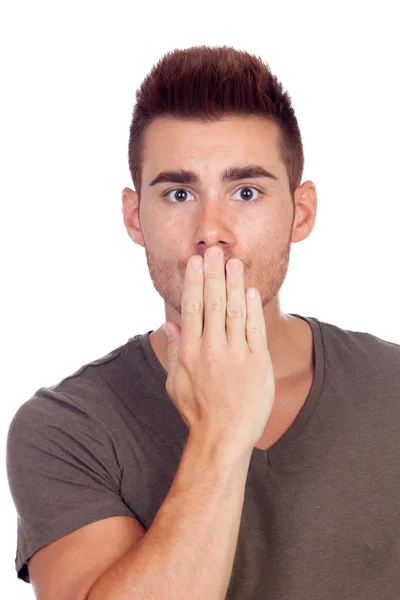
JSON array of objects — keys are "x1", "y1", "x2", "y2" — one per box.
[{"x1": 1, "y1": 0, "x2": 399, "y2": 597}]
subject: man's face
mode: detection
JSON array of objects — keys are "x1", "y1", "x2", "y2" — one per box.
[{"x1": 136, "y1": 115, "x2": 298, "y2": 323}]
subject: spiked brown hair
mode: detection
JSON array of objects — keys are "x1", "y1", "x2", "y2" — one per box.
[{"x1": 128, "y1": 45, "x2": 304, "y2": 202}]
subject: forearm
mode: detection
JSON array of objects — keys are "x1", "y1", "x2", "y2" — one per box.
[{"x1": 87, "y1": 434, "x2": 251, "y2": 600}]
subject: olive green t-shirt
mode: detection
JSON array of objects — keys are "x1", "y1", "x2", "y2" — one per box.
[{"x1": 6, "y1": 314, "x2": 400, "y2": 599}]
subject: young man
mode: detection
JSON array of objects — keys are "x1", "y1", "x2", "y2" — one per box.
[{"x1": 7, "y1": 45, "x2": 400, "y2": 599}]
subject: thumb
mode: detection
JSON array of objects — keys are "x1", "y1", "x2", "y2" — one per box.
[{"x1": 163, "y1": 322, "x2": 179, "y2": 372}]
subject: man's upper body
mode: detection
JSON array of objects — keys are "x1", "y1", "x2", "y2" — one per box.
[{"x1": 6, "y1": 313, "x2": 400, "y2": 599}]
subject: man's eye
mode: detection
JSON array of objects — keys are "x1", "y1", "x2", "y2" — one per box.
[{"x1": 162, "y1": 186, "x2": 263, "y2": 203}]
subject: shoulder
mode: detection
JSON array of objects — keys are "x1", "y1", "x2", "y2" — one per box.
[{"x1": 316, "y1": 317, "x2": 400, "y2": 386}]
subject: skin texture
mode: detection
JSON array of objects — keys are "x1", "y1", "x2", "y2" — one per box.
[{"x1": 122, "y1": 115, "x2": 317, "y2": 384}]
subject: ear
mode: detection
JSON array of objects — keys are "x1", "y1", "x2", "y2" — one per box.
[
  {"x1": 291, "y1": 180, "x2": 317, "y2": 244},
  {"x1": 122, "y1": 187, "x2": 144, "y2": 247}
]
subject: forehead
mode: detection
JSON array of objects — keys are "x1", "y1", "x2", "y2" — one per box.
[{"x1": 141, "y1": 115, "x2": 283, "y2": 181}]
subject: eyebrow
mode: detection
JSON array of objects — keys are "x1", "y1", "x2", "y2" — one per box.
[{"x1": 149, "y1": 164, "x2": 279, "y2": 187}]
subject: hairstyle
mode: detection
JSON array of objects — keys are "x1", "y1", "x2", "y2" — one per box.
[{"x1": 128, "y1": 45, "x2": 304, "y2": 203}]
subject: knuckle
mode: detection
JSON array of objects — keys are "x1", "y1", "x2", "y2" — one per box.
[
  {"x1": 205, "y1": 296, "x2": 224, "y2": 311},
  {"x1": 206, "y1": 270, "x2": 220, "y2": 280},
  {"x1": 246, "y1": 323, "x2": 262, "y2": 335},
  {"x1": 180, "y1": 343, "x2": 195, "y2": 364},
  {"x1": 165, "y1": 379, "x2": 172, "y2": 395},
  {"x1": 165, "y1": 375, "x2": 175, "y2": 395},
  {"x1": 180, "y1": 351, "x2": 192, "y2": 370},
  {"x1": 179, "y1": 356, "x2": 193, "y2": 375},
  {"x1": 183, "y1": 297, "x2": 203, "y2": 314},
  {"x1": 203, "y1": 344, "x2": 223, "y2": 365},
  {"x1": 227, "y1": 304, "x2": 245, "y2": 320}
]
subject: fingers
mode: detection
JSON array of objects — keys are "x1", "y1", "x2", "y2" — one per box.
[
  {"x1": 225, "y1": 256, "x2": 266, "y2": 354},
  {"x1": 225, "y1": 257, "x2": 247, "y2": 348},
  {"x1": 180, "y1": 246, "x2": 264, "y2": 353},
  {"x1": 203, "y1": 247, "x2": 227, "y2": 341},
  {"x1": 244, "y1": 287, "x2": 268, "y2": 355},
  {"x1": 181, "y1": 255, "x2": 205, "y2": 344},
  {"x1": 180, "y1": 247, "x2": 228, "y2": 349}
]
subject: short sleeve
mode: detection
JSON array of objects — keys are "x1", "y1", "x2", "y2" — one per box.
[{"x1": 6, "y1": 386, "x2": 136, "y2": 583}]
